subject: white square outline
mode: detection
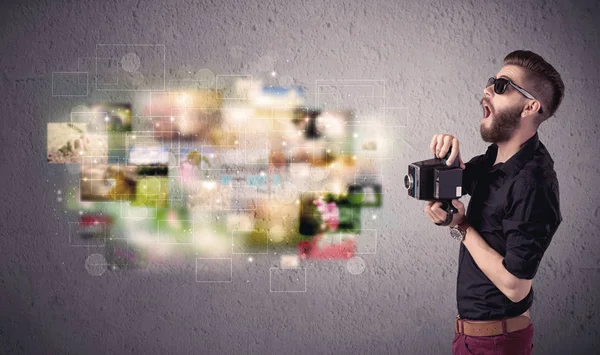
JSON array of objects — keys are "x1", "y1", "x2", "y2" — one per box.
[
  {"x1": 315, "y1": 79, "x2": 385, "y2": 123},
  {"x1": 95, "y1": 44, "x2": 166, "y2": 92},
  {"x1": 184, "y1": 178, "x2": 259, "y2": 212},
  {"x1": 317, "y1": 84, "x2": 376, "y2": 107},
  {"x1": 195, "y1": 258, "x2": 233, "y2": 283},
  {"x1": 381, "y1": 106, "x2": 409, "y2": 128},
  {"x1": 315, "y1": 91, "x2": 339, "y2": 108},
  {"x1": 354, "y1": 229, "x2": 378, "y2": 255},
  {"x1": 166, "y1": 78, "x2": 214, "y2": 90},
  {"x1": 269, "y1": 267, "x2": 307, "y2": 293},
  {"x1": 52, "y1": 72, "x2": 88, "y2": 97},
  {"x1": 69, "y1": 110, "x2": 109, "y2": 132},
  {"x1": 78, "y1": 57, "x2": 119, "y2": 85},
  {"x1": 339, "y1": 125, "x2": 395, "y2": 161},
  {"x1": 89, "y1": 57, "x2": 121, "y2": 86},
  {"x1": 118, "y1": 200, "x2": 158, "y2": 220}
]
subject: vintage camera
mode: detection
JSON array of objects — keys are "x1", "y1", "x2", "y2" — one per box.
[{"x1": 404, "y1": 149, "x2": 463, "y2": 221}]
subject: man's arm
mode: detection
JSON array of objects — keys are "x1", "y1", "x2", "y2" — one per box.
[
  {"x1": 462, "y1": 154, "x2": 486, "y2": 196},
  {"x1": 463, "y1": 180, "x2": 562, "y2": 303},
  {"x1": 462, "y1": 226, "x2": 532, "y2": 303}
]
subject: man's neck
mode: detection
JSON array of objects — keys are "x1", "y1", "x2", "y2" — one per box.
[{"x1": 494, "y1": 130, "x2": 536, "y2": 165}]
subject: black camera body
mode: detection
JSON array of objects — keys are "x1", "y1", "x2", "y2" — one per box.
[
  {"x1": 404, "y1": 149, "x2": 464, "y2": 225},
  {"x1": 404, "y1": 155, "x2": 463, "y2": 201}
]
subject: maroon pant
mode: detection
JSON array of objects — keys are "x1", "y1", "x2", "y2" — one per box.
[{"x1": 452, "y1": 321, "x2": 534, "y2": 355}]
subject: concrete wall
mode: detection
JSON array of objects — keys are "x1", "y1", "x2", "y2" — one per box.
[{"x1": 1, "y1": 0, "x2": 599, "y2": 354}]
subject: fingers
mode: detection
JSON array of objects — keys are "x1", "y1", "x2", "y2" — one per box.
[
  {"x1": 424, "y1": 201, "x2": 447, "y2": 223},
  {"x1": 431, "y1": 134, "x2": 446, "y2": 156},
  {"x1": 437, "y1": 135, "x2": 450, "y2": 159},
  {"x1": 431, "y1": 134, "x2": 460, "y2": 160},
  {"x1": 430, "y1": 201, "x2": 448, "y2": 220},
  {"x1": 423, "y1": 201, "x2": 433, "y2": 214},
  {"x1": 435, "y1": 135, "x2": 444, "y2": 157},
  {"x1": 423, "y1": 202, "x2": 437, "y2": 223},
  {"x1": 446, "y1": 137, "x2": 459, "y2": 166},
  {"x1": 452, "y1": 199, "x2": 465, "y2": 215},
  {"x1": 430, "y1": 135, "x2": 439, "y2": 155}
]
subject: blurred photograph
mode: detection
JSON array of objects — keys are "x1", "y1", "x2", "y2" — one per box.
[
  {"x1": 80, "y1": 164, "x2": 137, "y2": 201},
  {"x1": 145, "y1": 90, "x2": 226, "y2": 141},
  {"x1": 89, "y1": 103, "x2": 132, "y2": 132},
  {"x1": 47, "y1": 123, "x2": 108, "y2": 163}
]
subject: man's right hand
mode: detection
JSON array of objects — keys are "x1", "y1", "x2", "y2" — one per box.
[{"x1": 430, "y1": 134, "x2": 466, "y2": 169}]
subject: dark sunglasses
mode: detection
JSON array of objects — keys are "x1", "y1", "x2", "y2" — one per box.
[{"x1": 486, "y1": 77, "x2": 543, "y2": 114}]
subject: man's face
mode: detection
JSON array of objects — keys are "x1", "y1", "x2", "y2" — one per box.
[{"x1": 480, "y1": 65, "x2": 529, "y2": 143}]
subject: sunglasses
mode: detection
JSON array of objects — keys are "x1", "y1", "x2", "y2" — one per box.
[{"x1": 486, "y1": 77, "x2": 543, "y2": 114}]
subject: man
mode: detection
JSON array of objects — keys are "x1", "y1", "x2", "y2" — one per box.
[{"x1": 424, "y1": 50, "x2": 564, "y2": 355}]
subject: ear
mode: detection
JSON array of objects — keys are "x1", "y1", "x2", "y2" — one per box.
[{"x1": 521, "y1": 100, "x2": 542, "y2": 118}]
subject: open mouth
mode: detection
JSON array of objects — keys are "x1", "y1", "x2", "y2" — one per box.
[{"x1": 482, "y1": 104, "x2": 492, "y2": 119}]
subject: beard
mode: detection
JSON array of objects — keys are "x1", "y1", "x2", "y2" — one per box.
[{"x1": 480, "y1": 103, "x2": 522, "y2": 143}]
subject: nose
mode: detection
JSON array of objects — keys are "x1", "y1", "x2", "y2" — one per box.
[{"x1": 483, "y1": 84, "x2": 494, "y2": 98}]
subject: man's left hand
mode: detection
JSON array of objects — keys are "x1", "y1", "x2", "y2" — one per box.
[{"x1": 424, "y1": 199, "x2": 466, "y2": 227}]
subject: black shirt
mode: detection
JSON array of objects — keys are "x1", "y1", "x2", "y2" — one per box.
[{"x1": 457, "y1": 132, "x2": 562, "y2": 320}]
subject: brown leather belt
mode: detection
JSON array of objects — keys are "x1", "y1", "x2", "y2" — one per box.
[{"x1": 455, "y1": 315, "x2": 531, "y2": 337}]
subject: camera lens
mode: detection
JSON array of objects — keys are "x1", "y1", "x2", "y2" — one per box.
[{"x1": 404, "y1": 175, "x2": 413, "y2": 189}]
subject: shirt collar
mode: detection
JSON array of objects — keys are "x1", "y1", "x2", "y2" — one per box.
[{"x1": 486, "y1": 132, "x2": 540, "y2": 177}]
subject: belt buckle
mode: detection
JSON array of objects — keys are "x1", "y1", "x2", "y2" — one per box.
[{"x1": 455, "y1": 315, "x2": 461, "y2": 334}]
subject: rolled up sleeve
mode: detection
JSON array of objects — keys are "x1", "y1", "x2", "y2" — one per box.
[{"x1": 501, "y1": 181, "x2": 562, "y2": 280}]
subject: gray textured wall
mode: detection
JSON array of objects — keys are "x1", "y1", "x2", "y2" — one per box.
[{"x1": 1, "y1": 0, "x2": 600, "y2": 354}]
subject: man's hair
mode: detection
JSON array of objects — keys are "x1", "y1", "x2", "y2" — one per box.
[{"x1": 503, "y1": 50, "x2": 565, "y2": 125}]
